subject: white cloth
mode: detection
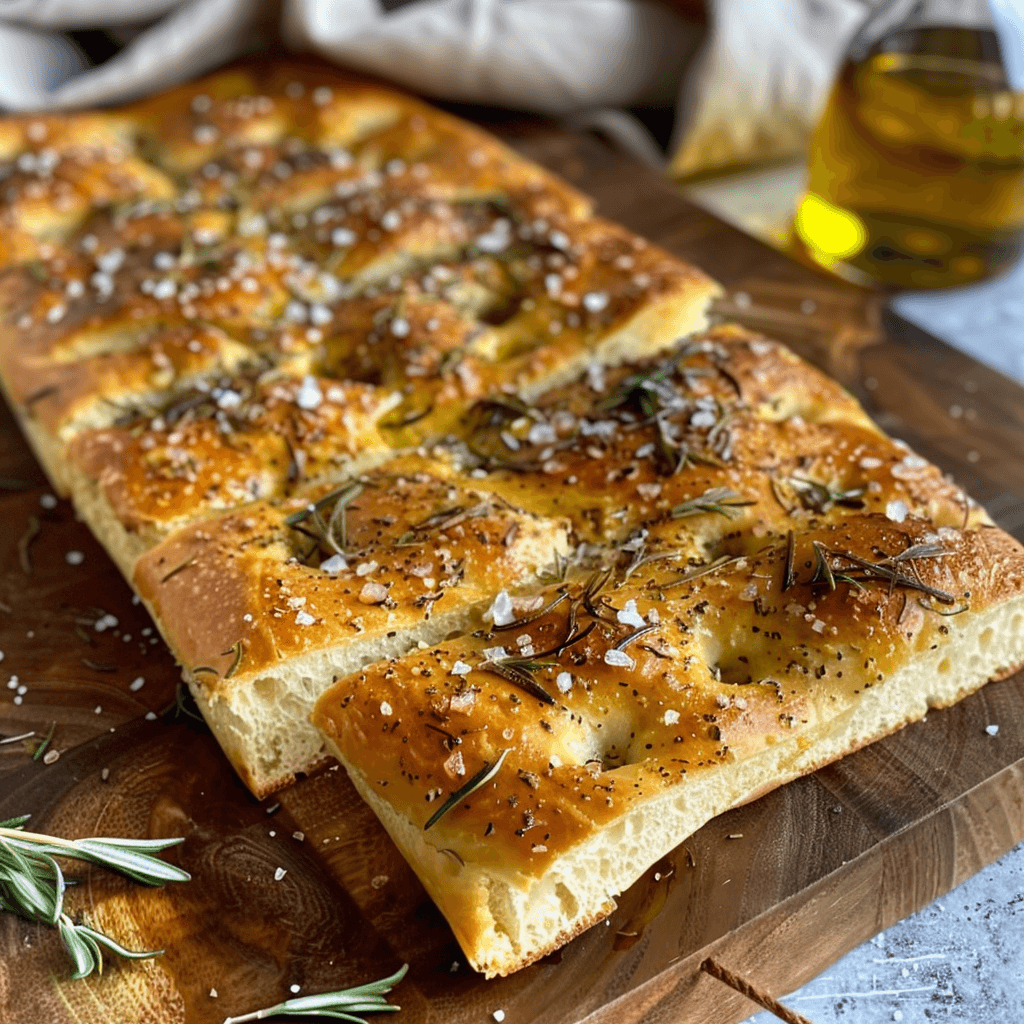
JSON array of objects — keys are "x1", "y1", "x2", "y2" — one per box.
[{"x1": 0, "y1": 0, "x2": 698, "y2": 115}]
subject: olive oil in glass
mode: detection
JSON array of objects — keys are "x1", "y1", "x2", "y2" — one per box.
[{"x1": 794, "y1": 1, "x2": 1024, "y2": 288}]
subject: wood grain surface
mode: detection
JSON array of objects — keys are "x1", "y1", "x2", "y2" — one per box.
[{"x1": 3, "y1": 119, "x2": 1024, "y2": 1024}]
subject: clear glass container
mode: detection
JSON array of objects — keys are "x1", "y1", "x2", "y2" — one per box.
[{"x1": 793, "y1": 0, "x2": 1024, "y2": 288}]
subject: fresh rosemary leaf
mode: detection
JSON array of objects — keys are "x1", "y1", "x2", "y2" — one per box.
[
  {"x1": 32, "y1": 722, "x2": 56, "y2": 761},
  {"x1": 76, "y1": 924, "x2": 165, "y2": 961},
  {"x1": 478, "y1": 659, "x2": 557, "y2": 705},
  {"x1": 59, "y1": 918, "x2": 96, "y2": 980},
  {"x1": 425, "y1": 750, "x2": 511, "y2": 831},
  {"x1": 782, "y1": 530, "x2": 796, "y2": 592},
  {"x1": 670, "y1": 488, "x2": 754, "y2": 520},
  {"x1": 221, "y1": 963, "x2": 409, "y2": 1024},
  {"x1": 0, "y1": 818, "x2": 188, "y2": 979}
]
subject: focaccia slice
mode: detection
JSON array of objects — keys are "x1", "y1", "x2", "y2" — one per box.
[
  {"x1": 132, "y1": 455, "x2": 570, "y2": 796},
  {"x1": 313, "y1": 516, "x2": 1024, "y2": 976}
]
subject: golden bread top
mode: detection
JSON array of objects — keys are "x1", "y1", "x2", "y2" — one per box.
[
  {"x1": 0, "y1": 61, "x2": 716, "y2": 551},
  {"x1": 314, "y1": 516, "x2": 1023, "y2": 877},
  {"x1": 132, "y1": 455, "x2": 570, "y2": 688},
  {"x1": 3, "y1": 63, "x2": 1024, "y2": 945}
]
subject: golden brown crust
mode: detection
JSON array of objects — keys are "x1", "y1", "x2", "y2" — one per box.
[
  {"x1": 132, "y1": 456, "x2": 570, "y2": 688},
  {"x1": 2, "y1": 58, "x2": 1024, "y2": 982},
  {"x1": 314, "y1": 518, "x2": 1021, "y2": 868}
]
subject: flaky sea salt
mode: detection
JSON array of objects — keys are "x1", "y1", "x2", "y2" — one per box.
[
  {"x1": 616, "y1": 599, "x2": 646, "y2": 630},
  {"x1": 486, "y1": 590, "x2": 515, "y2": 627},
  {"x1": 604, "y1": 649, "x2": 635, "y2": 669},
  {"x1": 885, "y1": 499, "x2": 908, "y2": 523}
]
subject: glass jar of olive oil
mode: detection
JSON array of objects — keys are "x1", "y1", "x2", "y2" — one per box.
[{"x1": 793, "y1": 0, "x2": 1024, "y2": 288}]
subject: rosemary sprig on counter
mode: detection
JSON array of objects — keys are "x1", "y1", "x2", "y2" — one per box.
[
  {"x1": 0, "y1": 815, "x2": 189, "y2": 978},
  {"x1": 221, "y1": 963, "x2": 408, "y2": 1023}
]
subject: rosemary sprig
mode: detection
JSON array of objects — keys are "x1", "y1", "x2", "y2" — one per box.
[
  {"x1": 785, "y1": 476, "x2": 865, "y2": 514},
  {"x1": 828, "y1": 548, "x2": 957, "y2": 603},
  {"x1": 670, "y1": 488, "x2": 755, "y2": 520},
  {"x1": 286, "y1": 482, "x2": 364, "y2": 563},
  {"x1": 0, "y1": 816, "x2": 189, "y2": 979},
  {"x1": 424, "y1": 750, "x2": 510, "y2": 831},
  {"x1": 222, "y1": 963, "x2": 408, "y2": 1024},
  {"x1": 478, "y1": 658, "x2": 557, "y2": 705},
  {"x1": 594, "y1": 366, "x2": 672, "y2": 415}
]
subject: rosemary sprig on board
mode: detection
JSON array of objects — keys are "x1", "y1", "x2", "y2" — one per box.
[
  {"x1": 222, "y1": 963, "x2": 408, "y2": 1023},
  {"x1": 0, "y1": 815, "x2": 189, "y2": 979}
]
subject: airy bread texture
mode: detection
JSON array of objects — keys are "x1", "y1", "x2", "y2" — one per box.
[
  {"x1": 132, "y1": 456, "x2": 571, "y2": 796},
  {"x1": 315, "y1": 522, "x2": 1024, "y2": 976},
  {"x1": 1, "y1": 60, "x2": 1023, "y2": 984}
]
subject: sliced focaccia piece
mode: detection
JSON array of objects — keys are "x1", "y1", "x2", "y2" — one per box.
[
  {"x1": 0, "y1": 113, "x2": 176, "y2": 267},
  {"x1": 67, "y1": 373, "x2": 397, "y2": 576},
  {"x1": 37, "y1": 219, "x2": 716, "y2": 570},
  {"x1": 313, "y1": 516, "x2": 1024, "y2": 977},
  {"x1": 452, "y1": 324, "x2": 978, "y2": 546},
  {"x1": 132, "y1": 455, "x2": 570, "y2": 796}
]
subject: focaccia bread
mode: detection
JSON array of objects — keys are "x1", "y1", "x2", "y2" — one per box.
[
  {"x1": 1, "y1": 60, "x2": 1023, "y2": 985},
  {"x1": 309, "y1": 325, "x2": 1024, "y2": 975}
]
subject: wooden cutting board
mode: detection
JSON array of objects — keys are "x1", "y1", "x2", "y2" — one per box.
[{"x1": 3, "y1": 118, "x2": 1024, "y2": 1024}]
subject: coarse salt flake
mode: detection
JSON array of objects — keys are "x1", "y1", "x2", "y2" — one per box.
[
  {"x1": 359, "y1": 582, "x2": 388, "y2": 604},
  {"x1": 604, "y1": 649, "x2": 635, "y2": 669},
  {"x1": 556, "y1": 671, "x2": 573, "y2": 694},
  {"x1": 273, "y1": 867, "x2": 287, "y2": 881},
  {"x1": 885, "y1": 499, "x2": 908, "y2": 523},
  {"x1": 450, "y1": 660, "x2": 472, "y2": 676},
  {"x1": 486, "y1": 590, "x2": 515, "y2": 627},
  {"x1": 616, "y1": 599, "x2": 646, "y2": 630},
  {"x1": 582, "y1": 291, "x2": 609, "y2": 313},
  {"x1": 986, "y1": 724, "x2": 1000, "y2": 736},
  {"x1": 380, "y1": 701, "x2": 393, "y2": 716},
  {"x1": 129, "y1": 677, "x2": 145, "y2": 692},
  {"x1": 663, "y1": 709, "x2": 680, "y2": 725},
  {"x1": 295, "y1": 610, "x2": 316, "y2": 626},
  {"x1": 320, "y1": 553, "x2": 347, "y2": 575},
  {"x1": 65, "y1": 551, "x2": 84, "y2": 566},
  {"x1": 295, "y1": 375, "x2": 323, "y2": 410}
]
